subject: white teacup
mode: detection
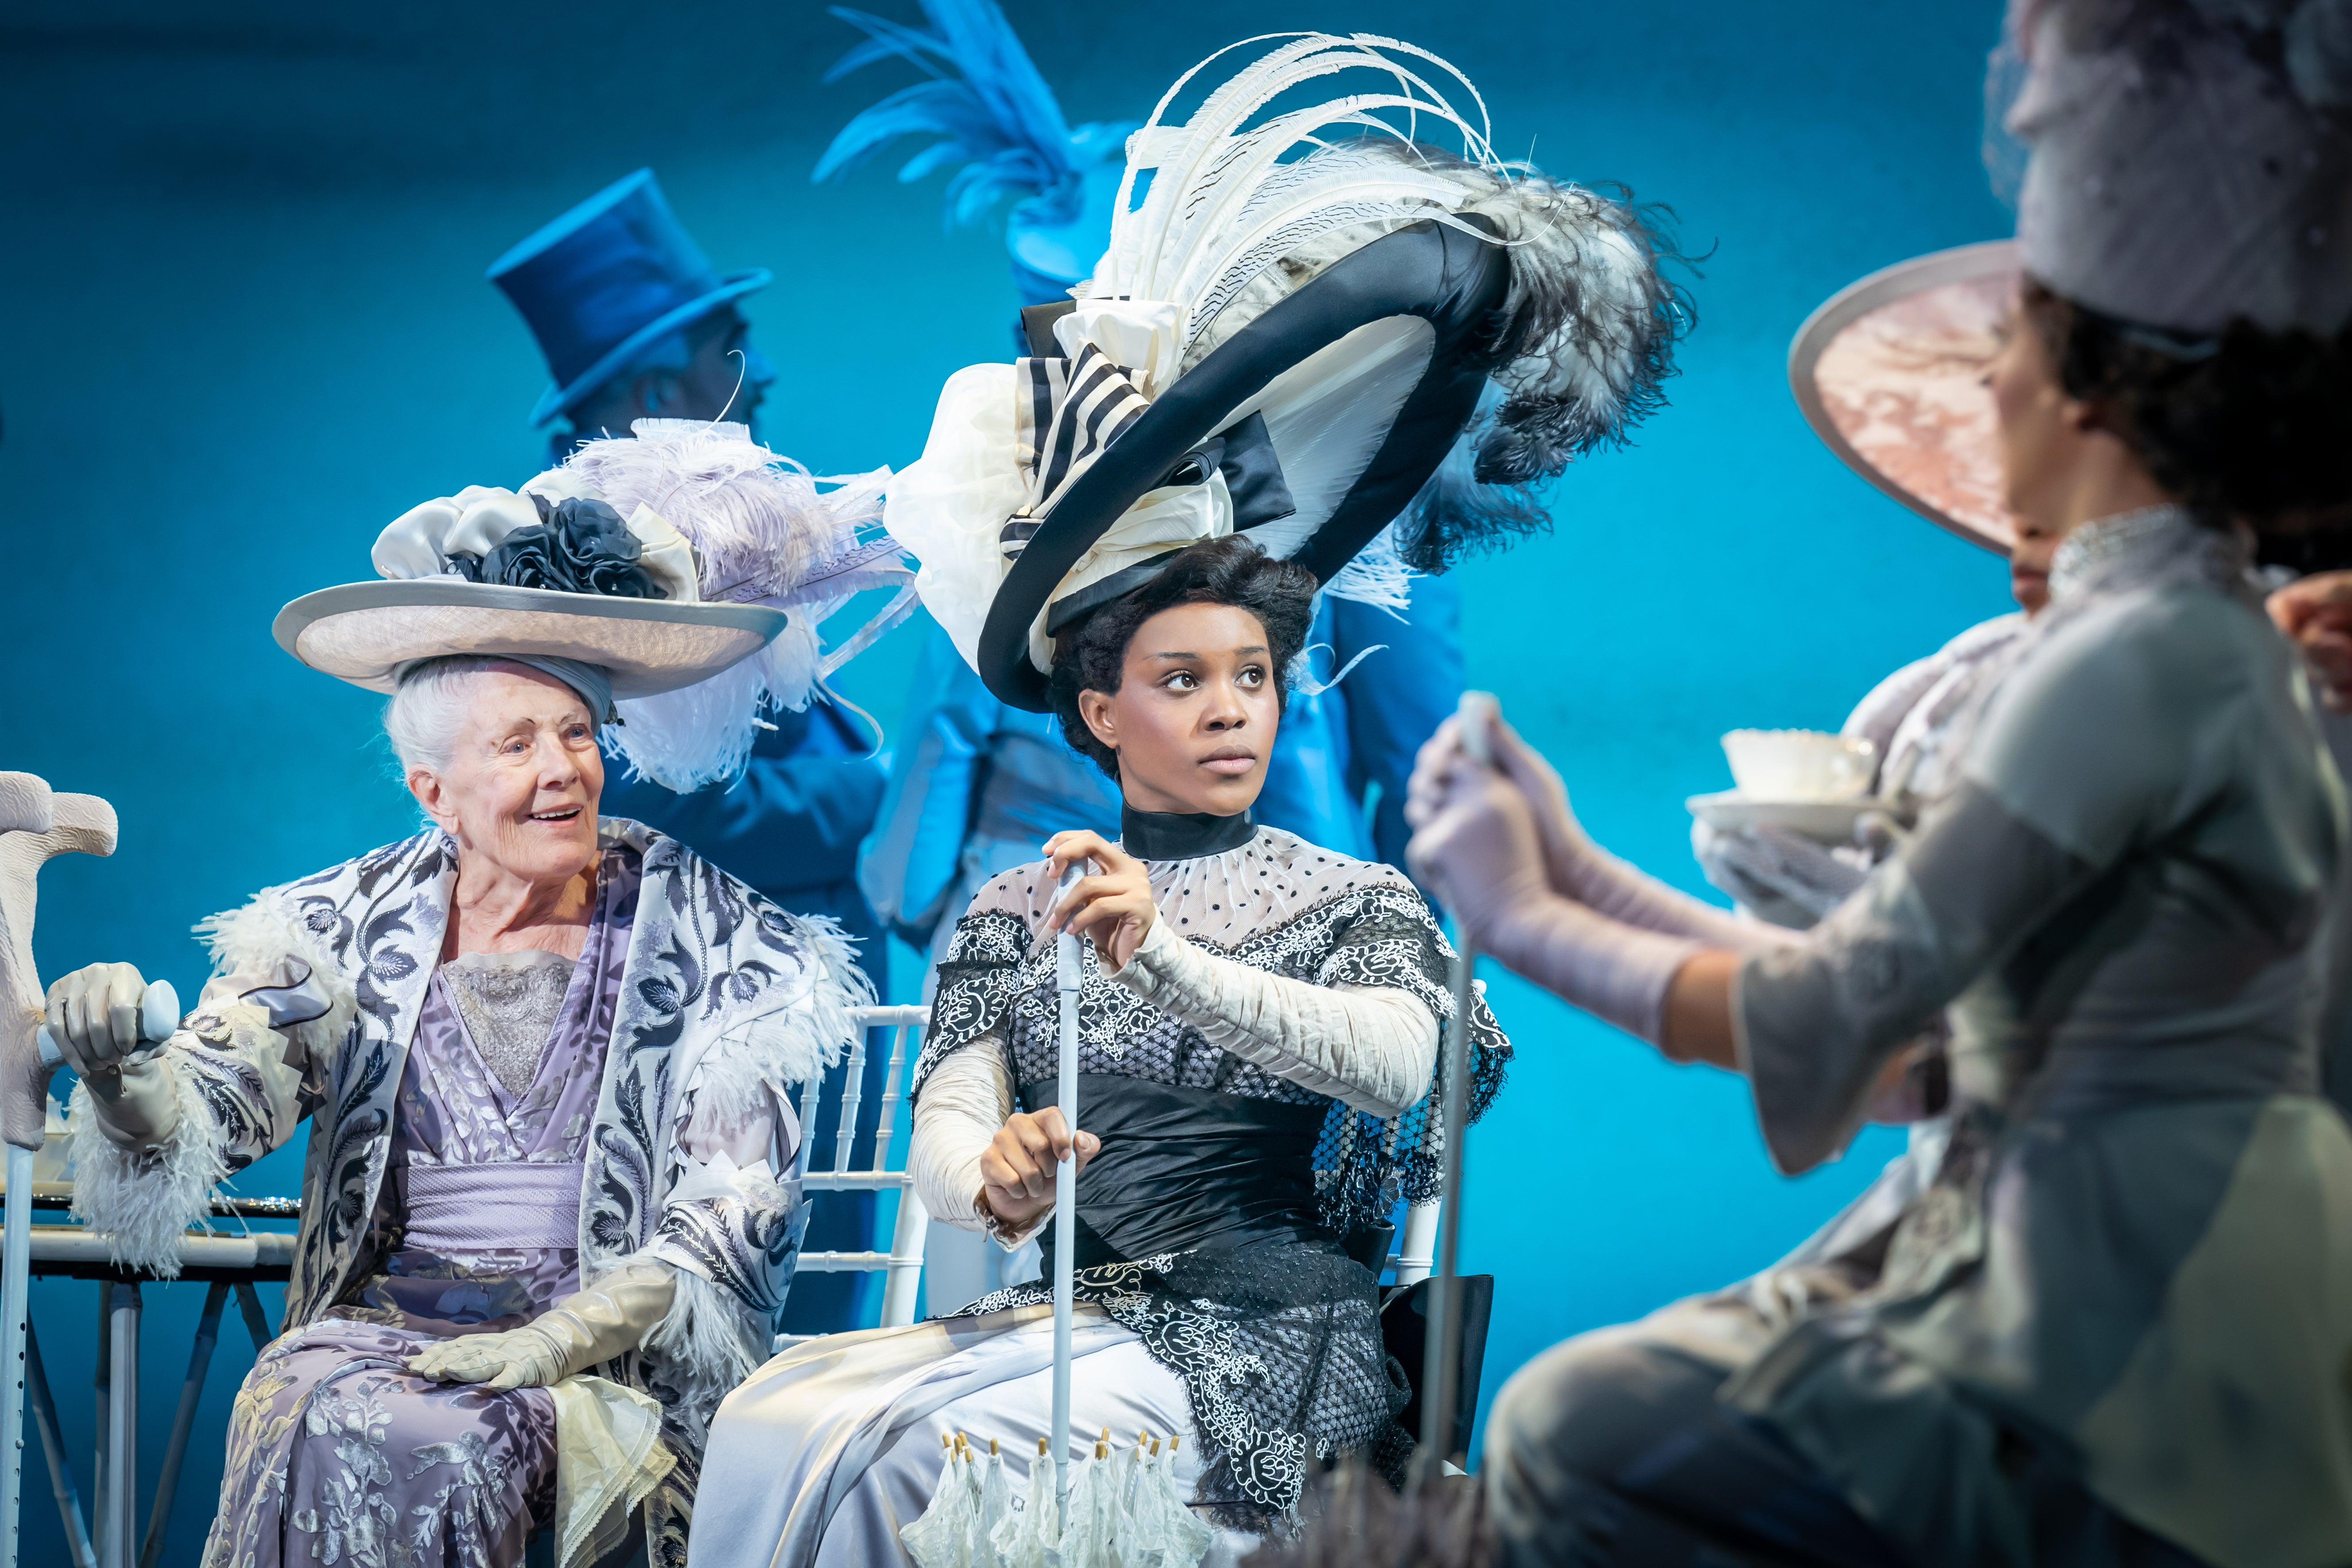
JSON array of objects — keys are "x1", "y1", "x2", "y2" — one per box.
[{"x1": 1721, "y1": 729, "x2": 1877, "y2": 801}]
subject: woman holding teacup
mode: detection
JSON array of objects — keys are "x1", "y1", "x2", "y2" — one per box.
[{"x1": 1407, "y1": 4, "x2": 2352, "y2": 1564}]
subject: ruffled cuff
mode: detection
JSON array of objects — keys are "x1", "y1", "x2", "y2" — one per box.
[
  {"x1": 635, "y1": 1161, "x2": 798, "y2": 1447},
  {"x1": 65, "y1": 1062, "x2": 223, "y2": 1278},
  {"x1": 644, "y1": 1154, "x2": 799, "y2": 1316}
]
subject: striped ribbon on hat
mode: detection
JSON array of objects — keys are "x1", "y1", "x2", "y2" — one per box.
[{"x1": 1003, "y1": 340, "x2": 1151, "y2": 560}]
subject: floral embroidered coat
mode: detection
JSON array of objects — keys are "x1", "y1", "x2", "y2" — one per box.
[{"x1": 70, "y1": 818, "x2": 870, "y2": 1456}]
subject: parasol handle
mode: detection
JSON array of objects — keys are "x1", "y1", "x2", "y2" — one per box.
[
  {"x1": 1050, "y1": 859, "x2": 1084, "y2": 1514},
  {"x1": 1421, "y1": 689, "x2": 1496, "y2": 1470}
]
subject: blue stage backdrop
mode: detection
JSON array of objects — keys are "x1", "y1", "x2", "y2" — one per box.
[{"x1": 0, "y1": 1, "x2": 2009, "y2": 1559}]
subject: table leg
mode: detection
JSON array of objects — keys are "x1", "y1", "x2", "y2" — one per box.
[
  {"x1": 89, "y1": 1286, "x2": 105, "y2": 1568},
  {"x1": 24, "y1": 1323, "x2": 93, "y2": 1568},
  {"x1": 138, "y1": 1281, "x2": 224, "y2": 1568},
  {"x1": 231, "y1": 1282, "x2": 271, "y2": 1355},
  {"x1": 101, "y1": 1284, "x2": 136, "y2": 1568}
]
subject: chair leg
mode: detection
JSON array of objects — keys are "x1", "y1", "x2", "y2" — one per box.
[
  {"x1": 880, "y1": 1191, "x2": 930, "y2": 1328},
  {"x1": 231, "y1": 1283, "x2": 272, "y2": 1354}
]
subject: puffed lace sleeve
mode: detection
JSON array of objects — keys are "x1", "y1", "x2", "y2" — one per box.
[{"x1": 908, "y1": 869, "x2": 1040, "y2": 1239}]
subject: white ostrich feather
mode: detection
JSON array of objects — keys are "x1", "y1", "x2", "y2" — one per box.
[
  {"x1": 1073, "y1": 33, "x2": 1686, "y2": 569},
  {"x1": 1088, "y1": 34, "x2": 1501, "y2": 323}
]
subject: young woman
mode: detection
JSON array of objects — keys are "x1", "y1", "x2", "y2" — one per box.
[
  {"x1": 693, "y1": 27, "x2": 1704, "y2": 1566},
  {"x1": 1406, "y1": 6, "x2": 2352, "y2": 1564},
  {"x1": 697, "y1": 538, "x2": 1508, "y2": 1563}
]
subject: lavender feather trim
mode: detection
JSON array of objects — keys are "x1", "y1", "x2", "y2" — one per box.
[{"x1": 562, "y1": 421, "x2": 901, "y2": 791}]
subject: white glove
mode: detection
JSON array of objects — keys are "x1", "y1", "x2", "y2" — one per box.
[
  {"x1": 1406, "y1": 760, "x2": 1700, "y2": 1043},
  {"x1": 43, "y1": 962, "x2": 180, "y2": 1148},
  {"x1": 1690, "y1": 821, "x2": 1868, "y2": 929},
  {"x1": 1407, "y1": 712, "x2": 1783, "y2": 954},
  {"x1": 408, "y1": 1259, "x2": 677, "y2": 1392}
]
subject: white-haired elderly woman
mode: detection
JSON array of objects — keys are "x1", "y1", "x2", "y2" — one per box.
[{"x1": 41, "y1": 422, "x2": 908, "y2": 1568}]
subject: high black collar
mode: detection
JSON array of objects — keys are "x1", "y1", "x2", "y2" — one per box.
[{"x1": 1120, "y1": 805, "x2": 1256, "y2": 862}]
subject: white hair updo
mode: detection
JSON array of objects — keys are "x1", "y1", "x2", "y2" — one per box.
[{"x1": 383, "y1": 656, "x2": 542, "y2": 778}]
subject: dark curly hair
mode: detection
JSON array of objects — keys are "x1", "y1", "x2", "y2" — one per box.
[
  {"x1": 2020, "y1": 279, "x2": 2352, "y2": 535},
  {"x1": 1047, "y1": 535, "x2": 1317, "y2": 779}
]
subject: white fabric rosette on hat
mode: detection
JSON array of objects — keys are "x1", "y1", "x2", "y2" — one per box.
[
  {"x1": 278, "y1": 420, "x2": 917, "y2": 790},
  {"x1": 888, "y1": 298, "x2": 1238, "y2": 677}
]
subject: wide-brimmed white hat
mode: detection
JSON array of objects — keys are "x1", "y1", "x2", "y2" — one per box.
[
  {"x1": 274, "y1": 580, "x2": 788, "y2": 698},
  {"x1": 277, "y1": 420, "x2": 913, "y2": 788}
]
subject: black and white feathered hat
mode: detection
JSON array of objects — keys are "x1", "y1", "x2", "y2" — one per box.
[
  {"x1": 276, "y1": 420, "x2": 914, "y2": 789},
  {"x1": 887, "y1": 32, "x2": 1690, "y2": 709}
]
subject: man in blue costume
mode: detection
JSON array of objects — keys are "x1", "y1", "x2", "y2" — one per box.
[
  {"x1": 818, "y1": 0, "x2": 1471, "y2": 1305},
  {"x1": 489, "y1": 169, "x2": 892, "y2": 1332}
]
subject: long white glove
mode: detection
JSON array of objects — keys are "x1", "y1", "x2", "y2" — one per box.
[
  {"x1": 1407, "y1": 713, "x2": 1790, "y2": 956},
  {"x1": 1691, "y1": 821, "x2": 1868, "y2": 929},
  {"x1": 408, "y1": 1259, "x2": 676, "y2": 1392},
  {"x1": 1406, "y1": 761, "x2": 1701, "y2": 1043},
  {"x1": 43, "y1": 961, "x2": 181, "y2": 1148}
]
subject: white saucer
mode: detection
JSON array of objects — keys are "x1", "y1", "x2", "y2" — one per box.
[{"x1": 1686, "y1": 791, "x2": 1905, "y2": 842}]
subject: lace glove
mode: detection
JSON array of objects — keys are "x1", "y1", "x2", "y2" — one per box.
[
  {"x1": 1408, "y1": 761, "x2": 1701, "y2": 1044},
  {"x1": 1408, "y1": 712, "x2": 1790, "y2": 955},
  {"x1": 43, "y1": 962, "x2": 181, "y2": 1149},
  {"x1": 1108, "y1": 919, "x2": 1438, "y2": 1118},
  {"x1": 408, "y1": 1259, "x2": 676, "y2": 1392}
]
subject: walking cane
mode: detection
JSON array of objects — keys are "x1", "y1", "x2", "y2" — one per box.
[
  {"x1": 1418, "y1": 692, "x2": 1496, "y2": 1474},
  {"x1": 0, "y1": 782, "x2": 178, "y2": 1568},
  {"x1": 0, "y1": 777, "x2": 132, "y2": 1568},
  {"x1": 1050, "y1": 859, "x2": 1085, "y2": 1517}
]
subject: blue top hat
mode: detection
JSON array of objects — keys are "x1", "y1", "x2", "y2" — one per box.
[{"x1": 490, "y1": 169, "x2": 771, "y2": 428}]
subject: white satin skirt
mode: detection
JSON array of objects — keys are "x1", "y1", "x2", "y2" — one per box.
[{"x1": 688, "y1": 1302, "x2": 1255, "y2": 1568}]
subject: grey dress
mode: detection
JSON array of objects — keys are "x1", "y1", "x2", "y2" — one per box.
[{"x1": 1489, "y1": 508, "x2": 2352, "y2": 1568}]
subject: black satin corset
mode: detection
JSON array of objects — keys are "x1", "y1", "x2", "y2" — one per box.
[{"x1": 1021, "y1": 1074, "x2": 1328, "y2": 1270}]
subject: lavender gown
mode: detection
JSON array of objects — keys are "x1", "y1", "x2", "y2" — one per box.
[{"x1": 204, "y1": 859, "x2": 635, "y2": 1568}]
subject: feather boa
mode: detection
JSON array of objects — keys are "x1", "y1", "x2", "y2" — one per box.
[
  {"x1": 191, "y1": 895, "x2": 359, "y2": 1067},
  {"x1": 636, "y1": 1259, "x2": 769, "y2": 1450},
  {"x1": 685, "y1": 910, "x2": 872, "y2": 1137},
  {"x1": 65, "y1": 1065, "x2": 223, "y2": 1278}
]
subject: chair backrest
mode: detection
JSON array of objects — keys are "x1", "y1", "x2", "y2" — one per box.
[{"x1": 784, "y1": 1004, "x2": 932, "y2": 1332}]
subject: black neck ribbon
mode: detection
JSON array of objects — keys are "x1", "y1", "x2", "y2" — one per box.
[{"x1": 1120, "y1": 804, "x2": 1256, "y2": 861}]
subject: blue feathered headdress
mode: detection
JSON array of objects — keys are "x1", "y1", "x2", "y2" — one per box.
[{"x1": 815, "y1": 0, "x2": 1139, "y2": 303}]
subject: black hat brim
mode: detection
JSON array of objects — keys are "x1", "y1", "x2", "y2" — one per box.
[{"x1": 978, "y1": 216, "x2": 1511, "y2": 710}]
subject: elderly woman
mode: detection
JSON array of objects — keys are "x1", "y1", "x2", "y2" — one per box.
[{"x1": 41, "y1": 422, "x2": 902, "y2": 1568}]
